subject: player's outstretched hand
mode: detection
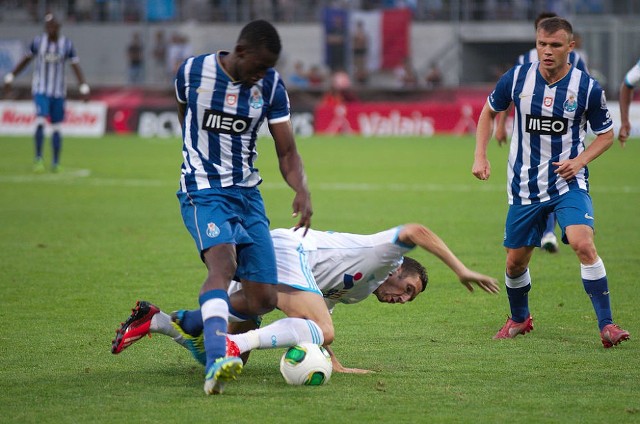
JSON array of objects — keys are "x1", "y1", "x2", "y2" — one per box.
[
  {"x1": 458, "y1": 270, "x2": 500, "y2": 294},
  {"x1": 291, "y1": 191, "x2": 312, "y2": 236}
]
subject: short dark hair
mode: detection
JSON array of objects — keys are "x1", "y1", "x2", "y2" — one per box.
[
  {"x1": 534, "y1": 12, "x2": 557, "y2": 29},
  {"x1": 400, "y1": 256, "x2": 428, "y2": 292},
  {"x1": 238, "y1": 19, "x2": 282, "y2": 56},
  {"x1": 537, "y1": 16, "x2": 573, "y2": 38}
]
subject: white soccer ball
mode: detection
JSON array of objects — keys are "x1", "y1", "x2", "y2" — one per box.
[{"x1": 279, "y1": 342, "x2": 333, "y2": 386}]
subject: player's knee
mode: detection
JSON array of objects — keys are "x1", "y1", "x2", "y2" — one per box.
[
  {"x1": 570, "y1": 240, "x2": 598, "y2": 263},
  {"x1": 318, "y1": 320, "x2": 334, "y2": 345}
]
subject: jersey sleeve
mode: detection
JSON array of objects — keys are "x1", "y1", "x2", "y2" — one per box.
[
  {"x1": 623, "y1": 60, "x2": 640, "y2": 88},
  {"x1": 266, "y1": 76, "x2": 290, "y2": 124},
  {"x1": 27, "y1": 36, "x2": 38, "y2": 57},
  {"x1": 586, "y1": 80, "x2": 613, "y2": 134},
  {"x1": 66, "y1": 39, "x2": 79, "y2": 64},
  {"x1": 174, "y1": 59, "x2": 188, "y2": 104},
  {"x1": 488, "y1": 67, "x2": 515, "y2": 112}
]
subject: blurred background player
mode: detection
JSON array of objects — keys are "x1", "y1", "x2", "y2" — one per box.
[
  {"x1": 618, "y1": 57, "x2": 640, "y2": 146},
  {"x1": 173, "y1": 20, "x2": 312, "y2": 395},
  {"x1": 112, "y1": 223, "x2": 499, "y2": 373},
  {"x1": 494, "y1": 12, "x2": 589, "y2": 254},
  {"x1": 473, "y1": 17, "x2": 629, "y2": 348},
  {"x1": 2, "y1": 13, "x2": 89, "y2": 173}
]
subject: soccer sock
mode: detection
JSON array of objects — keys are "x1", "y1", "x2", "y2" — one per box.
[
  {"x1": 505, "y1": 269, "x2": 531, "y2": 323},
  {"x1": 179, "y1": 309, "x2": 204, "y2": 336},
  {"x1": 200, "y1": 290, "x2": 229, "y2": 367},
  {"x1": 150, "y1": 311, "x2": 182, "y2": 340},
  {"x1": 544, "y1": 212, "x2": 556, "y2": 235},
  {"x1": 228, "y1": 318, "x2": 324, "y2": 355},
  {"x1": 34, "y1": 124, "x2": 44, "y2": 159},
  {"x1": 51, "y1": 128, "x2": 62, "y2": 165},
  {"x1": 581, "y1": 257, "x2": 612, "y2": 331}
]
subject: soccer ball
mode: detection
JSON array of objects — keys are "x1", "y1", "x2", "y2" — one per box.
[{"x1": 279, "y1": 343, "x2": 333, "y2": 386}]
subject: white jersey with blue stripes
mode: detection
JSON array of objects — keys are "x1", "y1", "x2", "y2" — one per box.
[
  {"x1": 175, "y1": 51, "x2": 290, "y2": 192},
  {"x1": 240, "y1": 227, "x2": 412, "y2": 310},
  {"x1": 517, "y1": 48, "x2": 589, "y2": 74},
  {"x1": 488, "y1": 62, "x2": 613, "y2": 205},
  {"x1": 28, "y1": 33, "x2": 79, "y2": 98},
  {"x1": 623, "y1": 59, "x2": 640, "y2": 88}
]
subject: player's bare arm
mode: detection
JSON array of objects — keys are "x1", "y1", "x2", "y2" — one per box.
[
  {"x1": 472, "y1": 101, "x2": 498, "y2": 181},
  {"x1": 270, "y1": 121, "x2": 313, "y2": 233},
  {"x1": 3, "y1": 56, "x2": 32, "y2": 96},
  {"x1": 618, "y1": 82, "x2": 633, "y2": 146},
  {"x1": 398, "y1": 224, "x2": 499, "y2": 294},
  {"x1": 71, "y1": 62, "x2": 90, "y2": 101},
  {"x1": 176, "y1": 101, "x2": 186, "y2": 130},
  {"x1": 552, "y1": 129, "x2": 614, "y2": 180}
]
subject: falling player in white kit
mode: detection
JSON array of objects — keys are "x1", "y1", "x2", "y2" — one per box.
[{"x1": 112, "y1": 223, "x2": 499, "y2": 373}]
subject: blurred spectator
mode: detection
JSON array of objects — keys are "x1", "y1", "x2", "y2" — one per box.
[
  {"x1": 394, "y1": 57, "x2": 418, "y2": 88},
  {"x1": 307, "y1": 65, "x2": 326, "y2": 89},
  {"x1": 352, "y1": 19, "x2": 369, "y2": 85},
  {"x1": 166, "y1": 33, "x2": 193, "y2": 80},
  {"x1": 288, "y1": 61, "x2": 309, "y2": 88},
  {"x1": 152, "y1": 29, "x2": 168, "y2": 84},
  {"x1": 325, "y1": 12, "x2": 347, "y2": 72},
  {"x1": 424, "y1": 61, "x2": 443, "y2": 88},
  {"x1": 127, "y1": 31, "x2": 144, "y2": 85}
]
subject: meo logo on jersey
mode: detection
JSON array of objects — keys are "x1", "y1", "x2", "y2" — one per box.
[
  {"x1": 202, "y1": 109, "x2": 251, "y2": 135},
  {"x1": 525, "y1": 114, "x2": 568, "y2": 135}
]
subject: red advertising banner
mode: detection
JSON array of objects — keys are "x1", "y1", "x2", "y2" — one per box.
[
  {"x1": 314, "y1": 100, "x2": 485, "y2": 136},
  {"x1": 0, "y1": 100, "x2": 107, "y2": 137}
]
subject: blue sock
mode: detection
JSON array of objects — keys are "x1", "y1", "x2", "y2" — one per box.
[
  {"x1": 179, "y1": 309, "x2": 203, "y2": 336},
  {"x1": 52, "y1": 131, "x2": 62, "y2": 165},
  {"x1": 199, "y1": 290, "x2": 229, "y2": 367},
  {"x1": 581, "y1": 258, "x2": 612, "y2": 331},
  {"x1": 34, "y1": 125, "x2": 44, "y2": 159},
  {"x1": 583, "y1": 277, "x2": 612, "y2": 331},
  {"x1": 506, "y1": 284, "x2": 531, "y2": 323},
  {"x1": 544, "y1": 212, "x2": 555, "y2": 235}
]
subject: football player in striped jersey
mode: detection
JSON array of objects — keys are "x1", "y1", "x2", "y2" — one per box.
[
  {"x1": 473, "y1": 17, "x2": 629, "y2": 348},
  {"x1": 173, "y1": 19, "x2": 312, "y2": 395},
  {"x1": 3, "y1": 13, "x2": 89, "y2": 173}
]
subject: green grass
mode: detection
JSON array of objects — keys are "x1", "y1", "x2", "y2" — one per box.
[{"x1": 0, "y1": 133, "x2": 639, "y2": 423}]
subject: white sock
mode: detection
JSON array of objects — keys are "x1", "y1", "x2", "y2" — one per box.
[
  {"x1": 229, "y1": 318, "x2": 324, "y2": 354},
  {"x1": 150, "y1": 311, "x2": 184, "y2": 343}
]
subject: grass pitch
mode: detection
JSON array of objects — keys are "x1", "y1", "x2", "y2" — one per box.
[{"x1": 0, "y1": 134, "x2": 638, "y2": 423}]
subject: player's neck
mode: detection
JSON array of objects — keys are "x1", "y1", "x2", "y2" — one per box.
[{"x1": 540, "y1": 63, "x2": 572, "y2": 86}]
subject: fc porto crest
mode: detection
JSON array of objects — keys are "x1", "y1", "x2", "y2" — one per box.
[
  {"x1": 226, "y1": 93, "x2": 237, "y2": 106},
  {"x1": 563, "y1": 94, "x2": 577, "y2": 112},
  {"x1": 206, "y1": 222, "x2": 220, "y2": 238},
  {"x1": 249, "y1": 87, "x2": 263, "y2": 109}
]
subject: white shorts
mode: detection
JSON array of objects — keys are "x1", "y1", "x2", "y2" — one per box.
[{"x1": 228, "y1": 228, "x2": 322, "y2": 296}]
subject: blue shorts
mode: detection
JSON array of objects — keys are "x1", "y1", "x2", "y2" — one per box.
[
  {"x1": 504, "y1": 189, "x2": 595, "y2": 249},
  {"x1": 34, "y1": 94, "x2": 65, "y2": 123},
  {"x1": 177, "y1": 186, "x2": 277, "y2": 284}
]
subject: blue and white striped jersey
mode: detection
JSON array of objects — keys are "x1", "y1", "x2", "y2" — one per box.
[
  {"x1": 623, "y1": 59, "x2": 640, "y2": 88},
  {"x1": 27, "y1": 33, "x2": 79, "y2": 98},
  {"x1": 175, "y1": 52, "x2": 290, "y2": 192},
  {"x1": 488, "y1": 62, "x2": 613, "y2": 205},
  {"x1": 517, "y1": 48, "x2": 589, "y2": 74}
]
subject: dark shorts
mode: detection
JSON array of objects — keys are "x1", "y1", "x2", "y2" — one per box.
[
  {"x1": 177, "y1": 186, "x2": 277, "y2": 284},
  {"x1": 504, "y1": 189, "x2": 595, "y2": 248},
  {"x1": 34, "y1": 94, "x2": 65, "y2": 123}
]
